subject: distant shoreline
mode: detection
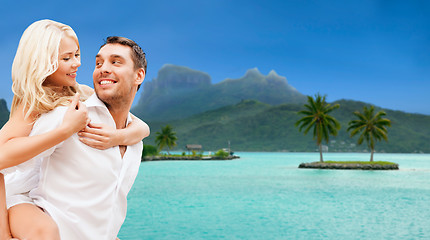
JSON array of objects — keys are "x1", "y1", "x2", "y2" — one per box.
[{"x1": 142, "y1": 155, "x2": 240, "y2": 161}]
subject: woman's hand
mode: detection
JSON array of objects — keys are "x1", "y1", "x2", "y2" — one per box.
[
  {"x1": 60, "y1": 93, "x2": 89, "y2": 136},
  {"x1": 78, "y1": 123, "x2": 119, "y2": 150}
]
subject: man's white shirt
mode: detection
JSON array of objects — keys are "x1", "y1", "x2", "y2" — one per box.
[{"x1": 10, "y1": 94, "x2": 142, "y2": 240}]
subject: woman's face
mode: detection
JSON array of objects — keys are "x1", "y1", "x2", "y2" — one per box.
[{"x1": 44, "y1": 36, "x2": 81, "y2": 87}]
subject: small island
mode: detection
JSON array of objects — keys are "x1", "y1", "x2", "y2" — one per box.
[
  {"x1": 299, "y1": 161, "x2": 399, "y2": 170},
  {"x1": 143, "y1": 127, "x2": 241, "y2": 161},
  {"x1": 142, "y1": 155, "x2": 239, "y2": 161}
]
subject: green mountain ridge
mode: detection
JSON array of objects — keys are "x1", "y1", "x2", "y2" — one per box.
[{"x1": 143, "y1": 99, "x2": 430, "y2": 153}]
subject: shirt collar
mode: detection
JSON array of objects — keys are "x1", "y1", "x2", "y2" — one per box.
[
  {"x1": 84, "y1": 93, "x2": 106, "y2": 109},
  {"x1": 84, "y1": 93, "x2": 133, "y2": 124}
]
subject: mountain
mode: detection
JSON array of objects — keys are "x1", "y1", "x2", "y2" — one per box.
[
  {"x1": 132, "y1": 64, "x2": 429, "y2": 153},
  {"x1": 0, "y1": 99, "x2": 9, "y2": 127},
  {"x1": 143, "y1": 99, "x2": 430, "y2": 153},
  {"x1": 132, "y1": 64, "x2": 306, "y2": 121}
]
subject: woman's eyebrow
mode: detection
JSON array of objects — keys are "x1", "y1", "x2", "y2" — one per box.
[{"x1": 60, "y1": 51, "x2": 75, "y2": 56}]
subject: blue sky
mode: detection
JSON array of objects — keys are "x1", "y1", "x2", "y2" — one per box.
[{"x1": 0, "y1": 0, "x2": 429, "y2": 114}]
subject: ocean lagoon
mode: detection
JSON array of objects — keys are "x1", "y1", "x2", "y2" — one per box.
[{"x1": 119, "y1": 152, "x2": 430, "y2": 239}]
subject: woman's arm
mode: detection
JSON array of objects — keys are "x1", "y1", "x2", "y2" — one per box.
[
  {"x1": 0, "y1": 94, "x2": 88, "y2": 170},
  {"x1": 78, "y1": 114, "x2": 150, "y2": 150}
]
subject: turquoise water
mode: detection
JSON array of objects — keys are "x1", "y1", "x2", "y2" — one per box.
[{"x1": 118, "y1": 153, "x2": 430, "y2": 240}]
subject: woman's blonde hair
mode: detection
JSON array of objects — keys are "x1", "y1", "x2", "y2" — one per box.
[{"x1": 10, "y1": 19, "x2": 84, "y2": 119}]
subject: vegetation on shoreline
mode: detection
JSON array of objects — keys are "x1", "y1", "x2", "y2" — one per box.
[
  {"x1": 141, "y1": 148, "x2": 237, "y2": 161},
  {"x1": 143, "y1": 127, "x2": 236, "y2": 160}
]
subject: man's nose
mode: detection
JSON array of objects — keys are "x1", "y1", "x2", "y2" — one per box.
[{"x1": 99, "y1": 63, "x2": 111, "y2": 74}]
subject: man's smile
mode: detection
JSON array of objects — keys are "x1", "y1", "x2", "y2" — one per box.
[{"x1": 99, "y1": 80, "x2": 116, "y2": 85}]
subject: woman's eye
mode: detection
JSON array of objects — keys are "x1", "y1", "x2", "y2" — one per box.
[
  {"x1": 75, "y1": 53, "x2": 80, "y2": 58},
  {"x1": 63, "y1": 58, "x2": 70, "y2": 61}
]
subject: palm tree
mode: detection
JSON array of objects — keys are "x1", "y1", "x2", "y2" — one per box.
[
  {"x1": 347, "y1": 106, "x2": 391, "y2": 162},
  {"x1": 155, "y1": 125, "x2": 177, "y2": 155},
  {"x1": 295, "y1": 94, "x2": 341, "y2": 162}
]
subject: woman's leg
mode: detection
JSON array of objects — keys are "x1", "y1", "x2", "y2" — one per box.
[
  {"x1": 0, "y1": 174, "x2": 13, "y2": 240},
  {"x1": 8, "y1": 203, "x2": 60, "y2": 240}
]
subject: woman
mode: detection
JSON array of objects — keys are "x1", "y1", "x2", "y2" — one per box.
[{"x1": 0, "y1": 19, "x2": 149, "y2": 240}]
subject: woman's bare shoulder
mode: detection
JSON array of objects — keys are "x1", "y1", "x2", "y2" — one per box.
[
  {"x1": 0, "y1": 104, "x2": 34, "y2": 144},
  {"x1": 78, "y1": 84, "x2": 94, "y2": 98}
]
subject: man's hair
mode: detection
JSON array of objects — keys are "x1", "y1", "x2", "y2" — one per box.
[{"x1": 101, "y1": 36, "x2": 147, "y2": 73}]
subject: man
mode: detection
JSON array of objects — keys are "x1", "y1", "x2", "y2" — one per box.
[{"x1": 27, "y1": 36, "x2": 147, "y2": 239}]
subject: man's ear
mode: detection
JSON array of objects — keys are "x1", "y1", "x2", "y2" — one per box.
[{"x1": 135, "y1": 68, "x2": 145, "y2": 86}]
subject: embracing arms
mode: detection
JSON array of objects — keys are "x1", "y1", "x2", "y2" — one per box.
[
  {"x1": 77, "y1": 84, "x2": 150, "y2": 149},
  {"x1": 78, "y1": 114, "x2": 150, "y2": 149},
  {"x1": 0, "y1": 94, "x2": 88, "y2": 171}
]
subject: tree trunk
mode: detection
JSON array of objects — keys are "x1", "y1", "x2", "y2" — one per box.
[
  {"x1": 319, "y1": 144, "x2": 324, "y2": 162},
  {"x1": 370, "y1": 148, "x2": 374, "y2": 162}
]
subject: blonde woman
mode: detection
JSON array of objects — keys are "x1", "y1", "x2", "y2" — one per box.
[{"x1": 0, "y1": 20, "x2": 149, "y2": 240}]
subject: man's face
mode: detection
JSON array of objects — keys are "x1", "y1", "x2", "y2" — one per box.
[{"x1": 93, "y1": 43, "x2": 142, "y2": 106}]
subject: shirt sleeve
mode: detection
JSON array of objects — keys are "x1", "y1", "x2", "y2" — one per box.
[
  {"x1": 30, "y1": 106, "x2": 68, "y2": 159},
  {"x1": 0, "y1": 107, "x2": 68, "y2": 175}
]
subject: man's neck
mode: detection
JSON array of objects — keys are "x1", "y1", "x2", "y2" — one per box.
[
  {"x1": 108, "y1": 107, "x2": 129, "y2": 130},
  {"x1": 103, "y1": 96, "x2": 133, "y2": 130},
  {"x1": 108, "y1": 107, "x2": 130, "y2": 158}
]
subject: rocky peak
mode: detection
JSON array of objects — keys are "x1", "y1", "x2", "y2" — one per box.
[
  {"x1": 243, "y1": 68, "x2": 265, "y2": 79},
  {"x1": 151, "y1": 64, "x2": 211, "y2": 90}
]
